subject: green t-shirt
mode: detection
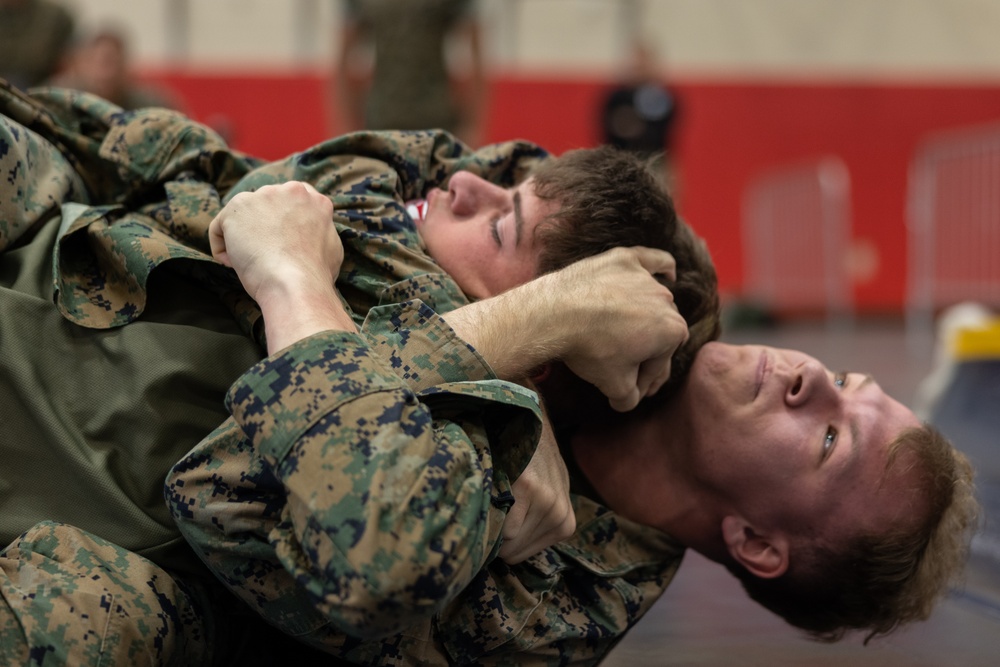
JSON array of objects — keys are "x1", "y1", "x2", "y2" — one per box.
[{"x1": 0, "y1": 214, "x2": 262, "y2": 573}]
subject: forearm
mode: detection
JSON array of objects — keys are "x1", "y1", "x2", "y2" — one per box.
[
  {"x1": 236, "y1": 332, "x2": 512, "y2": 636},
  {"x1": 440, "y1": 272, "x2": 572, "y2": 381},
  {"x1": 169, "y1": 335, "x2": 503, "y2": 639},
  {"x1": 178, "y1": 305, "x2": 541, "y2": 638},
  {"x1": 273, "y1": 389, "x2": 500, "y2": 637}
]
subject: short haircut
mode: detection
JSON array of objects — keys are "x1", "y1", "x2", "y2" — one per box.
[
  {"x1": 726, "y1": 422, "x2": 980, "y2": 642},
  {"x1": 527, "y1": 145, "x2": 721, "y2": 387}
]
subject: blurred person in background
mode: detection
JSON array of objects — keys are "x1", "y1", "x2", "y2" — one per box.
[
  {"x1": 600, "y1": 40, "x2": 681, "y2": 197},
  {"x1": 49, "y1": 27, "x2": 182, "y2": 111},
  {"x1": 335, "y1": 0, "x2": 486, "y2": 146},
  {"x1": 0, "y1": 0, "x2": 75, "y2": 89}
]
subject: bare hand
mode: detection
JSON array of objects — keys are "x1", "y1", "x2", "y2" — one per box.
[
  {"x1": 208, "y1": 181, "x2": 342, "y2": 303},
  {"x1": 441, "y1": 246, "x2": 689, "y2": 412},
  {"x1": 555, "y1": 246, "x2": 689, "y2": 412},
  {"x1": 209, "y1": 181, "x2": 356, "y2": 354},
  {"x1": 499, "y1": 418, "x2": 576, "y2": 564}
]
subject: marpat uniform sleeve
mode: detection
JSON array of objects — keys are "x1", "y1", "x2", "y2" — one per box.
[{"x1": 169, "y1": 299, "x2": 541, "y2": 640}]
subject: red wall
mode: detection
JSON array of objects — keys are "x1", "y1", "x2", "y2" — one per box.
[
  {"x1": 673, "y1": 81, "x2": 1000, "y2": 310},
  {"x1": 144, "y1": 70, "x2": 1000, "y2": 311}
]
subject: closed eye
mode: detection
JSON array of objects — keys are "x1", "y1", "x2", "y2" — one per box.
[{"x1": 491, "y1": 217, "x2": 501, "y2": 246}]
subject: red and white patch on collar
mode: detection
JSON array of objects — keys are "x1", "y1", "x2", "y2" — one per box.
[{"x1": 405, "y1": 199, "x2": 428, "y2": 222}]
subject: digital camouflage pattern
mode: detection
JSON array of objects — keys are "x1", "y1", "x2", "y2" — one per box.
[
  {"x1": 0, "y1": 522, "x2": 213, "y2": 667},
  {"x1": 0, "y1": 523, "x2": 355, "y2": 667},
  {"x1": 0, "y1": 79, "x2": 685, "y2": 665}
]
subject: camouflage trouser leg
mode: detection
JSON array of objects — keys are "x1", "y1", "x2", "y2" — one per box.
[
  {"x1": 0, "y1": 521, "x2": 214, "y2": 667},
  {"x1": 0, "y1": 111, "x2": 88, "y2": 252}
]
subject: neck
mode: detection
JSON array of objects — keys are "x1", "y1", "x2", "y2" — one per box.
[{"x1": 569, "y1": 398, "x2": 728, "y2": 560}]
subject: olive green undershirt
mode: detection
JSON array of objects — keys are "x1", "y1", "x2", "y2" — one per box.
[{"x1": 0, "y1": 214, "x2": 262, "y2": 574}]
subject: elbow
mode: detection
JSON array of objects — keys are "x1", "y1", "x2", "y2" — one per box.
[
  {"x1": 294, "y1": 501, "x2": 496, "y2": 640},
  {"x1": 315, "y1": 568, "x2": 467, "y2": 640}
]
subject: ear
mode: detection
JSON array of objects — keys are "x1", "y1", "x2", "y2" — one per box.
[
  {"x1": 721, "y1": 515, "x2": 790, "y2": 579},
  {"x1": 529, "y1": 363, "x2": 552, "y2": 384}
]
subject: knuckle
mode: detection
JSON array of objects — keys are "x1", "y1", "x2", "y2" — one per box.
[
  {"x1": 603, "y1": 375, "x2": 628, "y2": 396},
  {"x1": 501, "y1": 521, "x2": 521, "y2": 540},
  {"x1": 515, "y1": 476, "x2": 537, "y2": 494},
  {"x1": 607, "y1": 388, "x2": 629, "y2": 405},
  {"x1": 614, "y1": 393, "x2": 639, "y2": 412},
  {"x1": 608, "y1": 246, "x2": 631, "y2": 262}
]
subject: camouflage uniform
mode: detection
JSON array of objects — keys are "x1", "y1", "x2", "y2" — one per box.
[
  {"x1": 344, "y1": 0, "x2": 475, "y2": 133},
  {"x1": 0, "y1": 522, "x2": 215, "y2": 666},
  {"x1": 0, "y1": 80, "x2": 685, "y2": 665}
]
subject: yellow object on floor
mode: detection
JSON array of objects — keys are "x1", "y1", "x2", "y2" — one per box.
[{"x1": 952, "y1": 318, "x2": 1000, "y2": 361}]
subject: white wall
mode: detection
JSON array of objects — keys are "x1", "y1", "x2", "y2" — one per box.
[
  {"x1": 62, "y1": 0, "x2": 175, "y2": 63},
  {"x1": 62, "y1": 0, "x2": 339, "y2": 68},
  {"x1": 60, "y1": 0, "x2": 1000, "y2": 78},
  {"x1": 652, "y1": 0, "x2": 1000, "y2": 79}
]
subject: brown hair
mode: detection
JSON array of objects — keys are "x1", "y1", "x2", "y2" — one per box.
[
  {"x1": 727, "y1": 423, "x2": 979, "y2": 642},
  {"x1": 527, "y1": 146, "x2": 721, "y2": 389}
]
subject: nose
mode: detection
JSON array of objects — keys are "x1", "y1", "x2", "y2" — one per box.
[
  {"x1": 784, "y1": 359, "x2": 838, "y2": 408},
  {"x1": 447, "y1": 171, "x2": 509, "y2": 218}
]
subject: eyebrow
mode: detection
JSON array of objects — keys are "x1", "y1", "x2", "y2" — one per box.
[
  {"x1": 847, "y1": 374, "x2": 876, "y2": 469},
  {"x1": 513, "y1": 189, "x2": 524, "y2": 247}
]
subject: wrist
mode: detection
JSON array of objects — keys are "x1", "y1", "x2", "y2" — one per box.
[
  {"x1": 506, "y1": 269, "x2": 593, "y2": 357},
  {"x1": 256, "y1": 272, "x2": 356, "y2": 354}
]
